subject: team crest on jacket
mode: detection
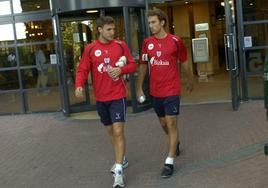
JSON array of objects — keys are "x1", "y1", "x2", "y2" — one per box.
[
  {"x1": 148, "y1": 43, "x2": 154, "y2": 50},
  {"x1": 156, "y1": 51, "x2": 161, "y2": 57},
  {"x1": 95, "y1": 50, "x2": 101, "y2": 57}
]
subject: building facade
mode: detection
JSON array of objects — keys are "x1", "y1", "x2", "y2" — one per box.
[{"x1": 0, "y1": 0, "x2": 267, "y2": 115}]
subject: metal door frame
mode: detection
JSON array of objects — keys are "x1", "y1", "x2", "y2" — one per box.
[{"x1": 224, "y1": 0, "x2": 242, "y2": 110}]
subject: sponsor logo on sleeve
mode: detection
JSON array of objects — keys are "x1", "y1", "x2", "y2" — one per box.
[
  {"x1": 94, "y1": 50, "x2": 101, "y2": 57},
  {"x1": 148, "y1": 43, "x2": 154, "y2": 50}
]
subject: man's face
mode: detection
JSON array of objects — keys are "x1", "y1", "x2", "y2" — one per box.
[
  {"x1": 148, "y1": 15, "x2": 164, "y2": 35},
  {"x1": 98, "y1": 24, "x2": 115, "y2": 41}
]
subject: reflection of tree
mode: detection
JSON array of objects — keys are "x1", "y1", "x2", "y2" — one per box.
[
  {"x1": 62, "y1": 21, "x2": 98, "y2": 79},
  {"x1": 113, "y1": 16, "x2": 125, "y2": 40}
]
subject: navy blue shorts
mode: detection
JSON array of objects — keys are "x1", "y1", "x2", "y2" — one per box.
[
  {"x1": 96, "y1": 98, "x2": 126, "y2": 126},
  {"x1": 152, "y1": 95, "x2": 180, "y2": 117}
]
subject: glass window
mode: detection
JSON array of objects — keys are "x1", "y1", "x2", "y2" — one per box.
[
  {"x1": 243, "y1": 0, "x2": 268, "y2": 21},
  {"x1": 248, "y1": 75, "x2": 264, "y2": 97},
  {"x1": 244, "y1": 24, "x2": 268, "y2": 46},
  {"x1": 0, "y1": 70, "x2": 19, "y2": 90},
  {"x1": 12, "y1": 0, "x2": 50, "y2": 14},
  {"x1": 26, "y1": 88, "x2": 61, "y2": 112},
  {"x1": 19, "y1": 43, "x2": 58, "y2": 89},
  {"x1": 0, "y1": 92, "x2": 21, "y2": 114},
  {"x1": 0, "y1": 0, "x2": 11, "y2": 15},
  {"x1": 0, "y1": 47, "x2": 17, "y2": 68},
  {"x1": 0, "y1": 24, "x2": 15, "y2": 45},
  {"x1": 15, "y1": 20, "x2": 53, "y2": 43},
  {"x1": 21, "y1": 66, "x2": 59, "y2": 89},
  {"x1": 18, "y1": 43, "x2": 55, "y2": 66},
  {"x1": 245, "y1": 49, "x2": 266, "y2": 73}
]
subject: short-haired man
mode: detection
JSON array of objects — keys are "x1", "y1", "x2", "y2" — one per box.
[
  {"x1": 136, "y1": 9, "x2": 193, "y2": 178},
  {"x1": 75, "y1": 16, "x2": 137, "y2": 187}
]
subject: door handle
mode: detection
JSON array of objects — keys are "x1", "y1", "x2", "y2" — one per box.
[
  {"x1": 224, "y1": 34, "x2": 230, "y2": 71},
  {"x1": 231, "y1": 34, "x2": 238, "y2": 71},
  {"x1": 224, "y1": 33, "x2": 238, "y2": 71}
]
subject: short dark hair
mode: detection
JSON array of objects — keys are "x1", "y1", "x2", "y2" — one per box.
[
  {"x1": 147, "y1": 9, "x2": 167, "y2": 27},
  {"x1": 96, "y1": 16, "x2": 115, "y2": 29}
]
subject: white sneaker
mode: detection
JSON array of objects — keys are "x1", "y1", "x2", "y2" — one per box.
[
  {"x1": 113, "y1": 171, "x2": 125, "y2": 188},
  {"x1": 110, "y1": 157, "x2": 129, "y2": 174}
]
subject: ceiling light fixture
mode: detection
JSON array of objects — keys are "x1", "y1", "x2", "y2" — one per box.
[{"x1": 86, "y1": 10, "x2": 99, "y2": 14}]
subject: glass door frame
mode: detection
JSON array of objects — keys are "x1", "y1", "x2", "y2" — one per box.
[
  {"x1": 55, "y1": 7, "x2": 149, "y2": 116},
  {"x1": 123, "y1": 6, "x2": 151, "y2": 113},
  {"x1": 224, "y1": 0, "x2": 241, "y2": 110},
  {"x1": 57, "y1": 15, "x2": 101, "y2": 115}
]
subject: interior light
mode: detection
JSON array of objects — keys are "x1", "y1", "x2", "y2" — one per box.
[
  {"x1": 249, "y1": 3, "x2": 254, "y2": 6},
  {"x1": 221, "y1": 2, "x2": 224, "y2": 6},
  {"x1": 36, "y1": 5, "x2": 40, "y2": 9},
  {"x1": 86, "y1": 10, "x2": 98, "y2": 14},
  {"x1": 185, "y1": 1, "x2": 189, "y2": 4}
]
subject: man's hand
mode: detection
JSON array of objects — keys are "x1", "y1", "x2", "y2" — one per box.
[
  {"x1": 75, "y1": 87, "x2": 84, "y2": 98},
  {"x1": 136, "y1": 89, "x2": 145, "y2": 103},
  {"x1": 107, "y1": 67, "x2": 122, "y2": 79},
  {"x1": 186, "y1": 81, "x2": 194, "y2": 93}
]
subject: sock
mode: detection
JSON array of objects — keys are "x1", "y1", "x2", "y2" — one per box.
[
  {"x1": 165, "y1": 157, "x2": 174, "y2": 165},
  {"x1": 114, "y1": 163, "x2": 123, "y2": 174}
]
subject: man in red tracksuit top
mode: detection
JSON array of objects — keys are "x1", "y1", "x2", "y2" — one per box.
[
  {"x1": 136, "y1": 9, "x2": 194, "y2": 178},
  {"x1": 75, "y1": 16, "x2": 136, "y2": 188}
]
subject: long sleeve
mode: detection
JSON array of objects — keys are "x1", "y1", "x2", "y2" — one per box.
[
  {"x1": 75, "y1": 45, "x2": 92, "y2": 88},
  {"x1": 120, "y1": 42, "x2": 137, "y2": 74}
]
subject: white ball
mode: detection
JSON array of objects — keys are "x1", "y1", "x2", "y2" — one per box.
[
  {"x1": 139, "y1": 95, "x2": 145, "y2": 103},
  {"x1": 115, "y1": 56, "x2": 126, "y2": 67},
  {"x1": 115, "y1": 61, "x2": 125, "y2": 67}
]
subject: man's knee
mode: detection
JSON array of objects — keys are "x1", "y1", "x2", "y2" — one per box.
[
  {"x1": 166, "y1": 116, "x2": 177, "y2": 128},
  {"x1": 112, "y1": 123, "x2": 124, "y2": 138}
]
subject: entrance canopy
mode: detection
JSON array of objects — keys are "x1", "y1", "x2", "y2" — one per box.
[{"x1": 53, "y1": 0, "x2": 145, "y2": 13}]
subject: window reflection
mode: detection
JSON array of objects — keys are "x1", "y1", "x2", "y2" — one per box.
[
  {"x1": 0, "y1": 70, "x2": 19, "y2": 90},
  {"x1": 16, "y1": 20, "x2": 53, "y2": 43},
  {"x1": 248, "y1": 75, "x2": 264, "y2": 97},
  {"x1": 0, "y1": 93, "x2": 21, "y2": 114},
  {"x1": 18, "y1": 43, "x2": 55, "y2": 66},
  {"x1": 0, "y1": 0, "x2": 11, "y2": 15},
  {"x1": 0, "y1": 24, "x2": 14, "y2": 45},
  {"x1": 26, "y1": 88, "x2": 61, "y2": 112},
  {"x1": 12, "y1": 0, "x2": 50, "y2": 14},
  {"x1": 244, "y1": 24, "x2": 268, "y2": 46},
  {"x1": 19, "y1": 43, "x2": 58, "y2": 89},
  {"x1": 243, "y1": 0, "x2": 268, "y2": 21},
  {"x1": 246, "y1": 49, "x2": 266, "y2": 73},
  {"x1": 0, "y1": 47, "x2": 17, "y2": 68}
]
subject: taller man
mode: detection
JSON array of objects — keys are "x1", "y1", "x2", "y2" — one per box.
[{"x1": 136, "y1": 9, "x2": 193, "y2": 178}]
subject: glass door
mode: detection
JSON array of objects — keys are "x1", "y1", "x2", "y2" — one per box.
[
  {"x1": 224, "y1": 0, "x2": 240, "y2": 110},
  {"x1": 126, "y1": 7, "x2": 151, "y2": 113},
  {"x1": 60, "y1": 17, "x2": 98, "y2": 112}
]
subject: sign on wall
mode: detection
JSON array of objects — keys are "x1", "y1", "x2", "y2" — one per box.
[
  {"x1": 244, "y1": 36, "x2": 252, "y2": 48},
  {"x1": 192, "y1": 38, "x2": 209, "y2": 63},
  {"x1": 195, "y1": 23, "x2": 209, "y2": 31}
]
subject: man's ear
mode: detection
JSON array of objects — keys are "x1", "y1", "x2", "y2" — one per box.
[{"x1": 97, "y1": 27, "x2": 102, "y2": 33}]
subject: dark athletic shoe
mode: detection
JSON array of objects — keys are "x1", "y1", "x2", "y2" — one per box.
[{"x1": 161, "y1": 164, "x2": 174, "y2": 178}]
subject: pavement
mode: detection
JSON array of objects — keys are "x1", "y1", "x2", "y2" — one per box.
[{"x1": 1, "y1": 100, "x2": 268, "y2": 188}]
